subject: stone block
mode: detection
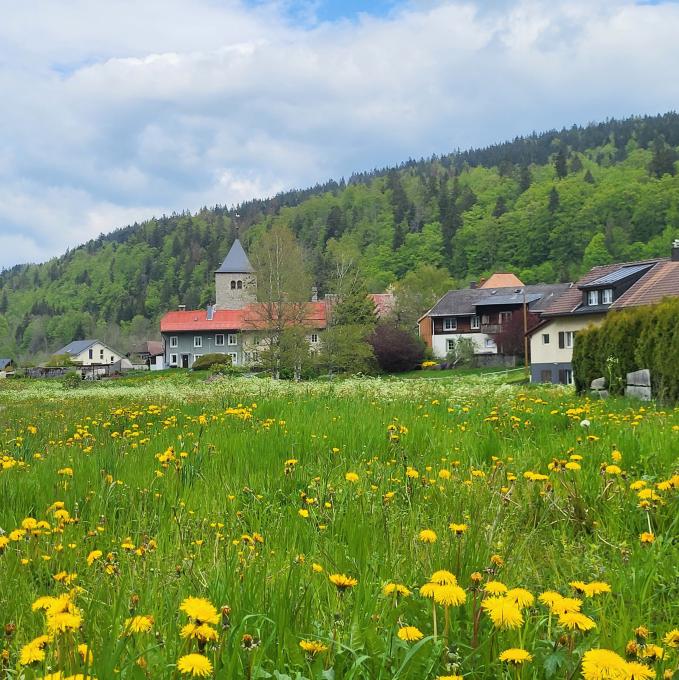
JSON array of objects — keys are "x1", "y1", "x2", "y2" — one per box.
[
  {"x1": 591, "y1": 377, "x2": 607, "y2": 390},
  {"x1": 627, "y1": 369, "x2": 651, "y2": 387},
  {"x1": 625, "y1": 385, "x2": 652, "y2": 401}
]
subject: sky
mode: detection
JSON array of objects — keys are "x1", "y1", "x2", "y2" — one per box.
[{"x1": 1, "y1": 0, "x2": 678, "y2": 269}]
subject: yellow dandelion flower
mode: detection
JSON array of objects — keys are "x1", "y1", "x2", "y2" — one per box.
[
  {"x1": 581, "y1": 649, "x2": 626, "y2": 680},
  {"x1": 499, "y1": 648, "x2": 532, "y2": 664},
  {"x1": 558, "y1": 612, "x2": 596, "y2": 631},
  {"x1": 624, "y1": 661, "x2": 655, "y2": 679},
  {"x1": 481, "y1": 596, "x2": 524, "y2": 630},
  {"x1": 345, "y1": 472, "x2": 359, "y2": 483},
  {"x1": 663, "y1": 629, "x2": 679, "y2": 648},
  {"x1": 123, "y1": 615, "x2": 154, "y2": 635},
  {"x1": 86, "y1": 550, "x2": 102, "y2": 566},
  {"x1": 329, "y1": 573, "x2": 357, "y2": 591},
  {"x1": 418, "y1": 529, "x2": 437, "y2": 544},
  {"x1": 299, "y1": 640, "x2": 328, "y2": 655},
  {"x1": 176, "y1": 653, "x2": 213, "y2": 677},
  {"x1": 484, "y1": 580, "x2": 508, "y2": 595},
  {"x1": 505, "y1": 588, "x2": 534, "y2": 609},
  {"x1": 430, "y1": 570, "x2": 457, "y2": 585},
  {"x1": 434, "y1": 584, "x2": 466, "y2": 607},
  {"x1": 383, "y1": 583, "x2": 412, "y2": 597},
  {"x1": 397, "y1": 626, "x2": 424, "y2": 641},
  {"x1": 449, "y1": 523, "x2": 468, "y2": 535},
  {"x1": 179, "y1": 597, "x2": 219, "y2": 625},
  {"x1": 639, "y1": 532, "x2": 655, "y2": 544},
  {"x1": 19, "y1": 635, "x2": 50, "y2": 665}
]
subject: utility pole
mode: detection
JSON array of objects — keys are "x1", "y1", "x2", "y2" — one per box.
[{"x1": 523, "y1": 288, "x2": 529, "y2": 381}]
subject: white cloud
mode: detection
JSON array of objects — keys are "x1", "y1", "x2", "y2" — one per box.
[{"x1": 1, "y1": 0, "x2": 679, "y2": 268}]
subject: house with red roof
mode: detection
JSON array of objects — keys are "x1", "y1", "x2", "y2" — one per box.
[
  {"x1": 528, "y1": 240, "x2": 679, "y2": 385},
  {"x1": 159, "y1": 239, "x2": 332, "y2": 368}
]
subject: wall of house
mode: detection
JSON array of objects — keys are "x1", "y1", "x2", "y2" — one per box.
[
  {"x1": 163, "y1": 331, "x2": 243, "y2": 367},
  {"x1": 530, "y1": 314, "x2": 606, "y2": 383},
  {"x1": 74, "y1": 342, "x2": 122, "y2": 366},
  {"x1": 432, "y1": 332, "x2": 497, "y2": 358},
  {"x1": 214, "y1": 273, "x2": 257, "y2": 310}
]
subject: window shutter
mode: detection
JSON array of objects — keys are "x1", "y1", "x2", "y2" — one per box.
[{"x1": 558, "y1": 332, "x2": 565, "y2": 349}]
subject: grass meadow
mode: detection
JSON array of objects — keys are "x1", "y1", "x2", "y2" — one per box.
[{"x1": 0, "y1": 374, "x2": 677, "y2": 679}]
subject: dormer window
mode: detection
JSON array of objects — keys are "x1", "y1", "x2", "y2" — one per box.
[
  {"x1": 602, "y1": 288, "x2": 613, "y2": 304},
  {"x1": 587, "y1": 290, "x2": 599, "y2": 306}
]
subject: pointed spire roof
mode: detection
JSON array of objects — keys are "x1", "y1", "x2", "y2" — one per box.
[{"x1": 215, "y1": 239, "x2": 254, "y2": 273}]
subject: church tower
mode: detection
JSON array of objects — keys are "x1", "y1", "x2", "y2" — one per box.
[{"x1": 214, "y1": 239, "x2": 257, "y2": 310}]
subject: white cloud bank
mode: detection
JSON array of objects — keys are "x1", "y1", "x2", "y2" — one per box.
[{"x1": 1, "y1": 0, "x2": 678, "y2": 268}]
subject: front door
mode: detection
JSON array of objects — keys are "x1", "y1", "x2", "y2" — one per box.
[{"x1": 181, "y1": 354, "x2": 190, "y2": 368}]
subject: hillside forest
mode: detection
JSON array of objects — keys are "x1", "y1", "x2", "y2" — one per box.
[{"x1": 1, "y1": 112, "x2": 679, "y2": 361}]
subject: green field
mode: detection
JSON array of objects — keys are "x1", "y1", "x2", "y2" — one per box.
[{"x1": 0, "y1": 374, "x2": 677, "y2": 679}]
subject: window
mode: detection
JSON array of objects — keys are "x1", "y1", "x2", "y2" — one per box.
[
  {"x1": 170, "y1": 354, "x2": 178, "y2": 366},
  {"x1": 443, "y1": 317, "x2": 457, "y2": 331},
  {"x1": 193, "y1": 354, "x2": 202, "y2": 364},
  {"x1": 558, "y1": 369, "x2": 574, "y2": 385},
  {"x1": 230, "y1": 280, "x2": 236, "y2": 290},
  {"x1": 215, "y1": 334, "x2": 225, "y2": 346},
  {"x1": 310, "y1": 333, "x2": 319, "y2": 343},
  {"x1": 170, "y1": 336, "x2": 178, "y2": 348},
  {"x1": 559, "y1": 331, "x2": 575, "y2": 349},
  {"x1": 602, "y1": 288, "x2": 613, "y2": 304},
  {"x1": 587, "y1": 290, "x2": 599, "y2": 306},
  {"x1": 542, "y1": 333, "x2": 550, "y2": 345},
  {"x1": 237, "y1": 280, "x2": 242, "y2": 290},
  {"x1": 100, "y1": 349, "x2": 104, "y2": 359},
  {"x1": 244, "y1": 352, "x2": 252, "y2": 364},
  {"x1": 228, "y1": 352, "x2": 238, "y2": 365},
  {"x1": 110, "y1": 356, "x2": 114, "y2": 363},
  {"x1": 194, "y1": 336, "x2": 202, "y2": 348},
  {"x1": 471, "y1": 315, "x2": 480, "y2": 330},
  {"x1": 540, "y1": 369, "x2": 553, "y2": 383},
  {"x1": 500, "y1": 311, "x2": 512, "y2": 323},
  {"x1": 446, "y1": 339, "x2": 456, "y2": 352},
  {"x1": 227, "y1": 334, "x2": 238, "y2": 346},
  {"x1": 481, "y1": 314, "x2": 490, "y2": 325},
  {"x1": 88, "y1": 349, "x2": 93, "y2": 359},
  {"x1": 484, "y1": 338, "x2": 496, "y2": 349}
]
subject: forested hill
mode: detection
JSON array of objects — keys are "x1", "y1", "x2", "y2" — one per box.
[{"x1": 2, "y1": 112, "x2": 679, "y2": 360}]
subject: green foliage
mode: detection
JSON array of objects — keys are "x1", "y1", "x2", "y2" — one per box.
[
  {"x1": 573, "y1": 299, "x2": 679, "y2": 401},
  {"x1": 191, "y1": 353, "x2": 233, "y2": 371},
  {"x1": 445, "y1": 337, "x2": 475, "y2": 368},
  {"x1": 2, "y1": 114, "x2": 679, "y2": 364},
  {"x1": 46, "y1": 353, "x2": 75, "y2": 367},
  {"x1": 61, "y1": 369, "x2": 81, "y2": 389},
  {"x1": 317, "y1": 324, "x2": 377, "y2": 376}
]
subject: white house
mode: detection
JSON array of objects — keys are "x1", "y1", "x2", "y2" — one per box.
[{"x1": 54, "y1": 339, "x2": 124, "y2": 366}]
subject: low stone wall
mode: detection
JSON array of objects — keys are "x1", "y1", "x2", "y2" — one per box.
[{"x1": 590, "y1": 369, "x2": 652, "y2": 401}]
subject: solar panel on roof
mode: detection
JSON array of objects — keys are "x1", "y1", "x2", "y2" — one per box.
[{"x1": 585, "y1": 264, "x2": 653, "y2": 287}]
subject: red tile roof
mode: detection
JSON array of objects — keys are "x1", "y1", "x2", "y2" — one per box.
[
  {"x1": 160, "y1": 302, "x2": 328, "y2": 333},
  {"x1": 370, "y1": 293, "x2": 396, "y2": 318},
  {"x1": 480, "y1": 273, "x2": 524, "y2": 288}
]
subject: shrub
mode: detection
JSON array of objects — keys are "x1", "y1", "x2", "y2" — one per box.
[
  {"x1": 62, "y1": 370, "x2": 82, "y2": 389},
  {"x1": 368, "y1": 323, "x2": 425, "y2": 373},
  {"x1": 191, "y1": 353, "x2": 233, "y2": 371},
  {"x1": 573, "y1": 298, "x2": 679, "y2": 401}
]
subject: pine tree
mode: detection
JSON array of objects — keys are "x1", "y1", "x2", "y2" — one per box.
[
  {"x1": 518, "y1": 165, "x2": 532, "y2": 193},
  {"x1": 583, "y1": 169, "x2": 595, "y2": 184},
  {"x1": 548, "y1": 187, "x2": 560, "y2": 213},
  {"x1": 648, "y1": 137, "x2": 677, "y2": 178},
  {"x1": 492, "y1": 196, "x2": 507, "y2": 218},
  {"x1": 570, "y1": 155, "x2": 583, "y2": 173},
  {"x1": 554, "y1": 149, "x2": 568, "y2": 179},
  {"x1": 332, "y1": 287, "x2": 377, "y2": 328}
]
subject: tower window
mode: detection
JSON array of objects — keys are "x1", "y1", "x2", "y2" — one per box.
[
  {"x1": 237, "y1": 280, "x2": 242, "y2": 289},
  {"x1": 230, "y1": 281, "x2": 236, "y2": 290}
]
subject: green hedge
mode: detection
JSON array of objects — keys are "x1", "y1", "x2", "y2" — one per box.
[
  {"x1": 191, "y1": 353, "x2": 233, "y2": 371},
  {"x1": 573, "y1": 298, "x2": 679, "y2": 401}
]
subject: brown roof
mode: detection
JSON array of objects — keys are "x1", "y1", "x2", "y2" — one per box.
[
  {"x1": 540, "y1": 259, "x2": 662, "y2": 316},
  {"x1": 611, "y1": 260, "x2": 679, "y2": 308},
  {"x1": 480, "y1": 273, "x2": 524, "y2": 288}
]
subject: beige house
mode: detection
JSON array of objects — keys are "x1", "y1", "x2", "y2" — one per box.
[
  {"x1": 54, "y1": 339, "x2": 123, "y2": 366},
  {"x1": 529, "y1": 245, "x2": 679, "y2": 384}
]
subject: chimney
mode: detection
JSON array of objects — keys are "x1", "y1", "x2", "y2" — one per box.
[
  {"x1": 672, "y1": 238, "x2": 679, "y2": 262},
  {"x1": 206, "y1": 303, "x2": 214, "y2": 321},
  {"x1": 469, "y1": 281, "x2": 477, "y2": 289},
  {"x1": 178, "y1": 304, "x2": 186, "y2": 311},
  {"x1": 311, "y1": 286, "x2": 318, "y2": 302}
]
